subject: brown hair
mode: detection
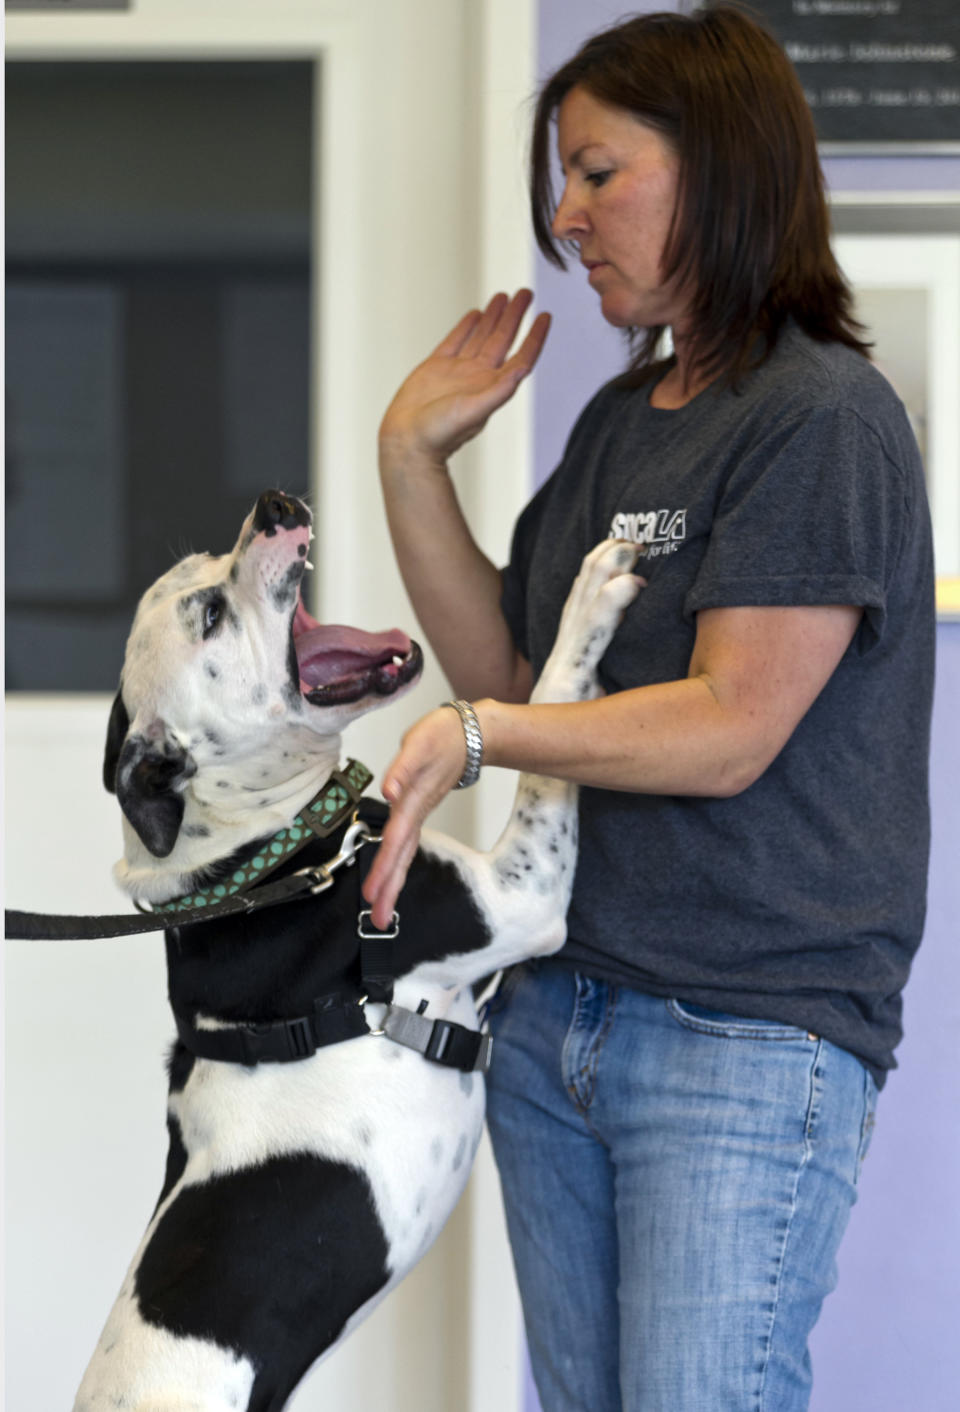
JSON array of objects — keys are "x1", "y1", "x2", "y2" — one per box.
[{"x1": 530, "y1": 3, "x2": 869, "y2": 387}]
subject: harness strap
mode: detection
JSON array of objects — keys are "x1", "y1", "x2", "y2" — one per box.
[
  {"x1": 174, "y1": 998, "x2": 492, "y2": 1073},
  {"x1": 175, "y1": 992, "x2": 371, "y2": 1066},
  {"x1": 382, "y1": 1004, "x2": 493, "y2": 1073},
  {"x1": 358, "y1": 925, "x2": 398, "y2": 1004}
]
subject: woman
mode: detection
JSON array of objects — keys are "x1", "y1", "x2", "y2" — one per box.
[{"x1": 364, "y1": 7, "x2": 934, "y2": 1410}]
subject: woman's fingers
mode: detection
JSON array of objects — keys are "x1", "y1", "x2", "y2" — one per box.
[
  {"x1": 459, "y1": 291, "x2": 511, "y2": 358},
  {"x1": 381, "y1": 292, "x2": 551, "y2": 465},
  {"x1": 363, "y1": 812, "x2": 421, "y2": 930},
  {"x1": 430, "y1": 306, "x2": 484, "y2": 359},
  {"x1": 361, "y1": 708, "x2": 467, "y2": 928},
  {"x1": 477, "y1": 288, "x2": 536, "y2": 366},
  {"x1": 448, "y1": 289, "x2": 541, "y2": 369},
  {"x1": 509, "y1": 308, "x2": 552, "y2": 374}
]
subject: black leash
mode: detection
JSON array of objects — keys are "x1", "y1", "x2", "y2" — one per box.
[{"x1": 4, "y1": 867, "x2": 331, "y2": 940}]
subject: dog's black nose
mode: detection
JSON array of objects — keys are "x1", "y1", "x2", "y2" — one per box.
[{"x1": 253, "y1": 491, "x2": 311, "y2": 535}]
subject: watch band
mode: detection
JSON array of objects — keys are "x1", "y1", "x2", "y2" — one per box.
[{"x1": 441, "y1": 699, "x2": 484, "y2": 788}]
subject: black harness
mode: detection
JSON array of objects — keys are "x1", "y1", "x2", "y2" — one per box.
[{"x1": 5, "y1": 763, "x2": 492, "y2": 1074}]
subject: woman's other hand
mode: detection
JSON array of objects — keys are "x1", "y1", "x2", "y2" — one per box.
[
  {"x1": 361, "y1": 705, "x2": 476, "y2": 930},
  {"x1": 379, "y1": 289, "x2": 551, "y2": 468}
]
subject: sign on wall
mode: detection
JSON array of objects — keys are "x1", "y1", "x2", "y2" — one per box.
[{"x1": 752, "y1": 0, "x2": 960, "y2": 151}]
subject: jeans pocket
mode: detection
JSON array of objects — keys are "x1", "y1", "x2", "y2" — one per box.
[{"x1": 666, "y1": 997, "x2": 814, "y2": 1043}]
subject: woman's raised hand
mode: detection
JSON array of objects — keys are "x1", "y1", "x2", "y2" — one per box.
[{"x1": 379, "y1": 289, "x2": 551, "y2": 468}]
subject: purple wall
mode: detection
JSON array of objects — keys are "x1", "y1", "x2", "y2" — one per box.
[{"x1": 522, "y1": 3, "x2": 960, "y2": 1409}]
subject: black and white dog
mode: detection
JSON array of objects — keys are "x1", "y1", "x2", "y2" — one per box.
[{"x1": 75, "y1": 490, "x2": 640, "y2": 1412}]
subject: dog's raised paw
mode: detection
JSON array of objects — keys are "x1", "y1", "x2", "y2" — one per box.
[{"x1": 532, "y1": 538, "x2": 645, "y2": 704}]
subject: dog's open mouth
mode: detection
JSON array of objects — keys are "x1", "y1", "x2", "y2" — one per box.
[{"x1": 292, "y1": 597, "x2": 422, "y2": 706}]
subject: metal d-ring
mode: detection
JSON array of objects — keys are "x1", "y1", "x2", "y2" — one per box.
[{"x1": 358, "y1": 994, "x2": 386, "y2": 1037}]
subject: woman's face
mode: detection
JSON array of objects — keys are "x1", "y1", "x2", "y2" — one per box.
[{"x1": 553, "y1": 85, "x2": 688, "y2": 332}]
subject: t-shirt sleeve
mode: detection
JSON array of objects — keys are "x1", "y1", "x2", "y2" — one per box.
[{"x1": 683, "y1": 405, "x2": 908, "y2": 649}]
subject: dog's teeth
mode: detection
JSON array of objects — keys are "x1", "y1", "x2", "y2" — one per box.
[
  {"x1": 392, "y1": 655, "x2": 403, "y2": 666},
  {"x1": 304, "y1": 559, "x2": 314, "y2": 570}
]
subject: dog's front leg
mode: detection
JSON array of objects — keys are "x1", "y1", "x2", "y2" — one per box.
[{"x1": 413, "y1": 539, "x2": 641, "y2": 986}]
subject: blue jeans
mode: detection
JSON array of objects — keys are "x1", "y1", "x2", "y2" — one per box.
[{"x1": 485, "y1": 963, "x2": 878, "y2": 1412}]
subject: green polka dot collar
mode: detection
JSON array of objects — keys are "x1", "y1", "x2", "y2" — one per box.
[{"x1": 155, "y1": 759, "x2": 374, "y2": 915}]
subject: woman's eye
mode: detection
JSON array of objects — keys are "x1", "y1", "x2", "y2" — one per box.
[{"x1": 586, "y1": 170, "x2": 612, "y2": 187}]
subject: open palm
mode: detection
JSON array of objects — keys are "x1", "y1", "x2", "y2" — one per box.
[{"x1": 380, "y1": 289, "x2": 551, "y2": 463}]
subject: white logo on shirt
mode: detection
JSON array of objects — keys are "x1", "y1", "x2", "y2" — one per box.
[{"x1": 609, "y1": 508, "x2": 687, "y2": 558}]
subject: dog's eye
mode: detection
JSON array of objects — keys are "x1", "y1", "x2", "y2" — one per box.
[{"x1": 202, "y1": 597, "x2": 224, "y2": 638}]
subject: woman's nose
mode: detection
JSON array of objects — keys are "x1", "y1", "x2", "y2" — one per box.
[{"x1": 552, "y1": 181, "x2": 588, "y2": 241}]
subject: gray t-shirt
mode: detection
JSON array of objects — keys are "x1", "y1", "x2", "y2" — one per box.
[{"x1": 502, "y1": 324, "x2": 935, "y2": 1087}]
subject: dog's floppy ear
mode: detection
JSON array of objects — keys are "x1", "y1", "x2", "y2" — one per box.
[
  {"x1": 114, "y1": 731, "x2": 197, "y2": 858},
  {"x1": 103, "y1": 688, "x2": 130, "y2": 794}
]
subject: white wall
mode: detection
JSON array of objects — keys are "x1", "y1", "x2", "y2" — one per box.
[{"x1": 4, "y1": 2, "x2": 536, "y2": 1408}]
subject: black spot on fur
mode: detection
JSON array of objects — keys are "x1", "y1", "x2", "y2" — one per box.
[
  {"x1": 251, "y1": 684, "x2": 268, "y2": 707},
  {"x1": 183, "y1": 823, "x2": 212, "y2": 839},
  {"x1": 270, "y1": 561, "x2": 305, "y2": 612},
  {"x1": 154, "y1": 1111, "x2": 189, "y2": 1214},
  {"x1": 135, "y1": 1154, "x2": 389, "y2": 1407},
  {"x1": 166, "y1": 1042, "x2": 196, "y2": 1096},
  {"x1": 204, "y1": 661, "x2": 220, "y2": 680}
]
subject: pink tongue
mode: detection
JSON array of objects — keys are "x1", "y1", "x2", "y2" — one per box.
[{"x1": 294, "y1": 610, "x2": 411, "y2": 688}]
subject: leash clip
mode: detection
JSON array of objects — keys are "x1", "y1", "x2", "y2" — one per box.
[
  {"x1": 338, "y1": 814, "x2": 375, "y2": 860},
  {"x1": 291, "y1": 863, "x2": 334, "y2": 895}
]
